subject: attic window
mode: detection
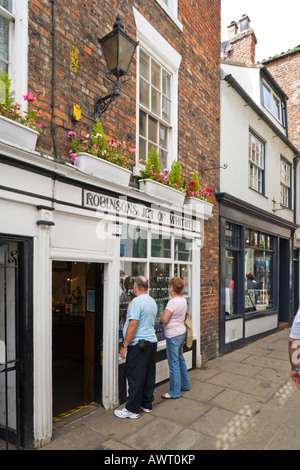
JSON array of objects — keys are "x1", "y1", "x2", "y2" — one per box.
[{"x1": 262, "y1": 80, "x2": 283, "y2": 123}]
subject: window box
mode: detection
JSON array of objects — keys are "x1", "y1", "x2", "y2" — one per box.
[
  {"x1": 184, "y1": 197, "x2": 214, "y2": 218},
  {"x1": 74, "y1": 152, "x2": 132, "y2": 186},
  {"x1": 138, "y1": 178, "x2": 185, "y2": 205},
  {"x1": 0, "y1": 115, "x2": 39, "y2": 152}
]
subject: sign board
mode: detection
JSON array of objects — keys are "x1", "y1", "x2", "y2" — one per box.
[{"x1": 82, "y1": 189, "x2": 203, "y2": 236}]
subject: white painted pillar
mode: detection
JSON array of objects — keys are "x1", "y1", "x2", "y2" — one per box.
[{"x1": 33, "y1": 208, "x2": 54, "y2": 447}]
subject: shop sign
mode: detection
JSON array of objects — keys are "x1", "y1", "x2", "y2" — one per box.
[{"x1": 82, "y1": 190, "x2": 202, "y2": 234}]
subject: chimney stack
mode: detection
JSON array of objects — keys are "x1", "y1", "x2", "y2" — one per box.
[
  {"x1": 226, "y1": 15, "x2": 257, "y2": 64},
  {"x1": 228, "y1": 21, "x2": 238, "y2": 40},
  {"x1": 239, "y1": 14, "x2": 251, "y2": 32}
]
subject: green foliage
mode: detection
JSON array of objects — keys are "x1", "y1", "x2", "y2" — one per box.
[
  {"x1": 145, "y1": 147, "x2": 161, "y2": 175},
  {"x1": 0, "y1": 71, "x2": 42, "y2": 132},
  {"x1": 169, "y1": 160, "x2": 182, "y2": 188},
  {"x1": 0, "y1": 71, "x2": 15, "y2": 109},
  {"x1": 191, "y1": 169, "x2": 200, "y2": 191},
  {"x1": 68, "y1": 118, "x2": 134, "y2": 167}
]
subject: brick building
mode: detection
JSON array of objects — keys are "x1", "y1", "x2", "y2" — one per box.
[
  {"x1": 263, "y1": 46, "x2": 300, "y2": 151},
  {"x1": 0, "y1": 0, "x2": 220, "y2": 448}
]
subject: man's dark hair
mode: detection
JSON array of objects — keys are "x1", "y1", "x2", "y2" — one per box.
[{"x1": 134, "y1": 276, "x2": 148, "y2": 290}]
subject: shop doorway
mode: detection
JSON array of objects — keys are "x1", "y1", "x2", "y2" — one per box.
[
  {"x1": 52, "y1": 262, "x2": 103, "y2": 419},
  {"x1": 279, "y1": 238, "x2": 290, "y2": 325},
  {"x1": 0, "y1": 237, "x2": 33, "y2": 450}
]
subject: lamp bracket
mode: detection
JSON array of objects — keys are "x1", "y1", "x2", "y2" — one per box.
[
  {"x1": 94, "y1": 82, "x2": 122, "y2": 119},
  {"x1": 197, "y1": 151, "x2": 228, "y2": 173},
  {"x1": 200, "y1": 163, "x2": 228, "y2": 173}
]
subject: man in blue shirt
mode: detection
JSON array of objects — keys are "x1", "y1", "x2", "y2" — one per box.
[{"x1": 114, "y1": 276, "x2": 157, "y2": 419}]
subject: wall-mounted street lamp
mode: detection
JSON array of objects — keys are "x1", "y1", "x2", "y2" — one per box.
[{"x1": 94, "y1": 14, "x2": 139, "y2": 119}]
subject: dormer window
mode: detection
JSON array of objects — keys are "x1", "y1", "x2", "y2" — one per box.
[{"x1": 262, "y1": 80, "x2": 282, "y2": 123}]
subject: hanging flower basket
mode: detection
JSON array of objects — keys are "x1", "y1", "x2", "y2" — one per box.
[
  {"x1": 0, "y1": 115, "x2": 39, "y2": 152},
  {"x1": 138, "y1": 178, "x2": 185, "y2": 205},
  {"x1": 74, "y1": 152, "x2": 132, "y2": 186}
]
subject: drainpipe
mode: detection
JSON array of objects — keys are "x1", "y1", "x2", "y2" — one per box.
[
  {"x1": 294, "y1": 155, "x2": 300, "y2": 224},
  {"x1": 51, "y1": 0, "x2": 58, "y2": 159}
]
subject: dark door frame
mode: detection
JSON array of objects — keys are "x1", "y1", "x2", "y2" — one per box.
[{"x1": 0, "y1": 235, "x2": 34, "y2": 450}]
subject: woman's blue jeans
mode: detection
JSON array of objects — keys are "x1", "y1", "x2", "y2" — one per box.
[{"x1": 166, "y1": 332, "x2": 190, "y2": 398}]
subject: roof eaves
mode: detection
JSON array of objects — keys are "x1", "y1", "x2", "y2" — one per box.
[
  {"x1": 260, "y1": 45, "x2": 300, "y2": 64},
  {"x1": 223, "y1": 74, "x2": 300, "y2": 157}
]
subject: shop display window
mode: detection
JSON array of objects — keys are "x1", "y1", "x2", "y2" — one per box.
[
  {"x1": 119, "y1": 261, "x2": 147, "y2": 333},
  {"x1": 151, "y1": 233, "x2": 171, "y2": 258},
  {"x1": 120, "y1": 226, "x2": 147, "y2": 258},
  {"x1": 119, "y1": 226, "x2": 193, "y2": 345},
  {"x1": 244, "y1": 229, "x2": 274, "y2": 313},
  {"x1": 224, "y1": 222, "x2": 241, "y2": 317},
  {"x1": 224, "y1": 222, "x2": 275, "y2": 317}
]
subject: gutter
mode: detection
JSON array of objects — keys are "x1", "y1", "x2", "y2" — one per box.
[{"x1": 223, "y1": 74, "x2": 300, "y2": 157}]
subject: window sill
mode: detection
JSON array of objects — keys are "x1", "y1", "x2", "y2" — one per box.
[
  {"x1": 249, "y1": 186, "x2": 268, "y2": 198},
  {"x1": 261, "y1": 104, "x2": 285, "y2": 128},
  {"x1": 279, "y1": 203, "x2": 293, "y2": 211},
  {"x1": 245, "y1": 308, "x2": 277, "y2": 320}
]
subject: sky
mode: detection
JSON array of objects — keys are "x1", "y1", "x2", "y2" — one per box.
[{"x1": 221, "y1": 0, "x2": 300, "y2": 62}]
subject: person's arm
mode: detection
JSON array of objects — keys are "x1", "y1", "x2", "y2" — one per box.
[
  {"x1": 160, "y1": 309, "x2": 173, "y2": 324},
  {"x1": 120, "y1": 319, "x2": 138, "y2": 360},
  {"x1": 289, "y1": 337, "x2": 300, "y2": 389},
  {"x1": 289, "y1": 338, "x2": 300, "y2": 370}
]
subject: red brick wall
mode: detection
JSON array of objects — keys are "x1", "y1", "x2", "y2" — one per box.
[
  {"x1": 227, "y1": 30, "x2": 257, "y2": 64},
  {"x1": 264, "y1": 50, "x2": 300, "y2": 150},
  {"x1": 28, "y1": 0, "x2": 220, "y2": 362}
]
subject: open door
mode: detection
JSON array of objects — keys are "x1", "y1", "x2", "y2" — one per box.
[{"x1": 52, "y1": 262, "x2": 103, "y2": 419}]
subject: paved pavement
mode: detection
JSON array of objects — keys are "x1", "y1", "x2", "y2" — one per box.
[{"x1": 37, "y1": 327, "x2": 300, "y2": 451}]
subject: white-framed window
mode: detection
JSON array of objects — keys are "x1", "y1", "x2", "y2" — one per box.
[
  {"x1": 138, "y1": 47, "x2": 172, "y2": 169},
  {"x1": 0, "y1": 0, "x2": 28, "y2": 104},
  {"x1": 249, "y1": 132, "x2": 265, "y2": 194},
  {"x1": 133, "y1": 7, "x2": 182, "y2": 171},
  {"x1": 262, "y1": 80, "x2": 282, "y2": 123},
  {"x1": 154, "y1": 0, "x2": 183, "y2": 31},
  {"x1": 119, "y1": 225, "x2": 193, "y2": 345},
  {"x1": 280, "y1": 158, "x2": 291, "y2": 208},
  {"x1": 0, "y1": 0, "x2": 13, "y2": 74}
]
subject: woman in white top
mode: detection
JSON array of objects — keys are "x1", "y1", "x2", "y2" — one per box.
[{"x1": 160, "y1": 277, "x2": 190, "y2": 398}]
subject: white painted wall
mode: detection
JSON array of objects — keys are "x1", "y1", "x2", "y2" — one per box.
[
  {"x1": 220, "y1": 77, "x2": 295, "y2": 223},
  {"x1": 221, "y1": 62, "x2": 286, "y2": 133}
]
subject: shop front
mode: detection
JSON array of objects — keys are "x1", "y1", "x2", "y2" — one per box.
[
  {"x1": 0, "y1": 148, "x2": 208, "y2": 448},
  {"x1": 217, "y1": 193, "x2": 297, "y2": 355}
]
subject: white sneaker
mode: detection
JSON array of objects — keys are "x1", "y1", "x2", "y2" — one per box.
[
  {"x1": 114, "y1": 408, "x2": 140, "y2": 419},
  {"x1": 140, "y1": 406, "x2": 152, "y2": 413}
]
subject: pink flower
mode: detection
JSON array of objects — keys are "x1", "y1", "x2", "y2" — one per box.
[
  {"x1": 70, "y1": 153, "x2": 77, "y2": 162},
  {"x1": 68, "y1": 131, "x2": 76, "y2": 138},
  {"x1": 23, "y1": 93, "x2": 36, "y2": 102}
]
